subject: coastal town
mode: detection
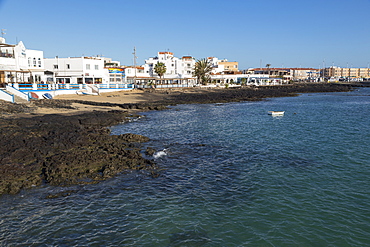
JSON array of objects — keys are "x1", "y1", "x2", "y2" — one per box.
[
  {"x1": 1, "y1": 36, "x2": 370, "y2": 103},
  {"x1": 2, "y1": 0, "x2": 370, "y2": 244}
]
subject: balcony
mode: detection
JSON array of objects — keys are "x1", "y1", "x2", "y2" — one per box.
[{"x1": 0, "y1": 52, "x2": 14, "y2": 58}]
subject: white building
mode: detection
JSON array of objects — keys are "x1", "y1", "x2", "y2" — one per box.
[
  {"x1": 0, "y1": 37, "x2": 44, "y2": 86},
  {"x1": 144, "y1": 52, "x2": 196, "y2": 79},
  {"x1": 44, "y1": 56, "x2": 107, "y2": 84},
  {"x1": 124, "y1": 66, "x2": 149, "y2": 83},
  {"x1": 104, "y1": 58, "x2": 126, "y2": 83},
  {"x1": 208, "y1": 57, "x2": 239, "y2": 74}
]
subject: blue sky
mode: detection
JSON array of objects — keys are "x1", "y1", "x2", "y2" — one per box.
[{"x1": 0, "y1": 0, "x2": 369, "y2": 69}]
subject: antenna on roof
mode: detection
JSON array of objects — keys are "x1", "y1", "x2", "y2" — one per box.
[{"x1": 1, "y1": 29, "x2": 6, "y2": 37}]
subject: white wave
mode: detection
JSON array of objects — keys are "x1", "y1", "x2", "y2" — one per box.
[{"x1": 153, "y1": 149, "x2": 167, "y2": 159}]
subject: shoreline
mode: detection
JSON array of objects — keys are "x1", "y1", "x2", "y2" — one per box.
[{"x1": 0, "y1": 83, "x2": 354, "y2": 196}]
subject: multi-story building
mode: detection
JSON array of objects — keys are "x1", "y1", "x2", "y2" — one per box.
[
  {"x1": 44, "y1": 56, "x2": 106, "y2": 84},
  {"x1": 0, "y1": 37, "x2": 44, "y2": 86},
  {"x1": 248, "y1": 68, "x2": 291, "y2": 79},
  {"x1": 208, "y1": 57, "x2": 239, "y2": 73},
  {"x1": 104, "y1": 58, "x2": 126, "y2": 83},
  {"x1": 124, "y1": 66, "x2": 149, "y2": 83},
  {"x1": 322, "y1": 66, "x2": 370, "y2": 79},
  {"x1": 248, "y1": 67, "x2": 320, "y2": 81},
  {"x1": 144, "y1": 51, "x2": 195, "y2": 79},
  {"x1": 290, "y1": 68, "x2": 320, "y2": 81}
]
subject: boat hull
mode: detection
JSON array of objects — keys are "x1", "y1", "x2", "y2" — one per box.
[{"x1": 268, "y1": 111, "x2": 285, "y2": 116}]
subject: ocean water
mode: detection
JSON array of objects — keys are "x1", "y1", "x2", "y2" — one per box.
[{"x1": 1, "y1": 88, "x2": 370, "y2": 246}]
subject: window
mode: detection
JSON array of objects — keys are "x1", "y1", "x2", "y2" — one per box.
[
  {"x1": 95, "y1": 65, "x2": 99, "y2": 70},
  {"x1": 54, "y1": 65, "x2": 58, "y2": 69},
  {"x1": 38, "y1": 58, "x2": 41, "y2": 67},
  {"x1": 66, "y1": 64, "x2": 70, "y2": 69},
  {"x1": 33, "y1": 58, "x2": 36, "y2": 67},
  {"x1": 86, "y1": 64, "x2": 90, "y2": 70}
]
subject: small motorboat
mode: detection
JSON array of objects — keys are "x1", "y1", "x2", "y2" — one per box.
[{"x1": 268, "y1": 111, "x2": 285, "y2": 116}]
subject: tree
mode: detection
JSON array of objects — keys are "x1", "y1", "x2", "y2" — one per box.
[
  {"x1": 266, "y1": 64, "x2": 271, "y2": 75},
  {"x1": 193, "y1": 58, "x2": 213, "y2": 85},
  {"x1": 241, "y1": 77, "x2": 247, "y2": 85},
  {"x1": 154, "y1": 62, "x2": 166, "y2": 84}
]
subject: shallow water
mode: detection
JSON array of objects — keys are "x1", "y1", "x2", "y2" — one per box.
[{"x1": 1, "y1": 88, "x2": 370, "y2": 246}]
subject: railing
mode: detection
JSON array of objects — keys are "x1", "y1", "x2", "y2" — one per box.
[
  {"x1": 37, "y1": 84, "x2": 49, "y2": 90},
  {"x1": 136, "y1": 84, "x2": 193, "y2": 89},
  {"x1": 0, "y1": 53, "x2": 14, "y2": 58},
  {"x1": 11, "y1": 83, "x2": 134, "y2": 91},
  {"x1": 67, "y1": 84, "x2": 82, "y2": 89},
  {"x1": 17, "y1": 84, "x2": 33, "y2": 90}
]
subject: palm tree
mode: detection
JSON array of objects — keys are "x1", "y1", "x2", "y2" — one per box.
[
  {"x1": 266, "y1": 64, "x2": 271, "y2": 75},
  {"x1": 154, "y1": 62, "x2": 166, "y2": 84},
  {"x1": 193, "y1": 58, "x2": 213, "y2": 85}
]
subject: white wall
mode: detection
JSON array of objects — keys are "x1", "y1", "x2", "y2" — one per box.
[
  {"x1": 44, "y1": 57, "x2": 108, "y2": 83},
  {"x1": 0, "y1": 39, "x2": 45, "y2": 83}
]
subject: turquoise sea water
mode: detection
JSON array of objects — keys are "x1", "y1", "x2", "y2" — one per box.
[{"x1": 1, "y1": 88, "x2": 370, "y2": 246}]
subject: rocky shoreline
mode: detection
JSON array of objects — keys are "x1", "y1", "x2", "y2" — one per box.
[{"x1": 0, "y1": 83, "x2": 353, "y2": 195}]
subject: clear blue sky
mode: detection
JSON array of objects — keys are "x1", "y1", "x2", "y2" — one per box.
[{"x1": 1, "y1": 0, "x2": 369, "y2": 69}]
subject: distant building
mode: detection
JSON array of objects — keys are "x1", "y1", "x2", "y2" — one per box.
[
  {"x1": 248, "y1": 68, "x2": 291, "y2": 79},
  {"x1": 0, "y1": 37, "x2": 44, "y2": 85},
  {"x1": 208, "y1": 57, "x2": 239, "y2": 73},
  {"x1": 144, "y1": 52, "x2": 196, "y2": 79},
  {"x1": 322, "y1": 66, "x2": 370, "y2": 79},
  {"x1": 44, "y1": 56, "x2": 106, "y2": 84},
  {"x1": 290, "y1": 68, "x2": 320, "y2": 81},
  {"x1": 248, "y1": 67, "x2": 320, "y2": 81},
  {"x1": 124, "y1": 66, "x2": 148, "y2": 83},
  {"x1": 104, "y1": 58, "x2": 126, "y2": 83}
]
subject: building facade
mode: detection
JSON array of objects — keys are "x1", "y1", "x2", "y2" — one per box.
[
  {"x1": 0, "y1": 37, "x2": 44, "y2": 86},
  {"x1": 322, "y1": 66, "x2": 370, "y2": 79},
  {"x1": 144, "y1": 52, "x2": 196, "y2": 79},
  {"x1": 104, "y1": 58, "x2": 126, "y2": 83},
  {"x1": 44, "y1": 56, "x2": 106, "y2": 84},
  {"x1": 290, "y1": 68, "x2": 320, "y2": 81},
  {"x1": 208, "y1": 57, "x2": 239, "y2": 74},
  {"x1": 248, "y1": 67, "x2": 320, "y2": 81}
]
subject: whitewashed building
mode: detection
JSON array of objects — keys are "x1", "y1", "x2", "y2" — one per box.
[
  {"x1": 44, "y1": 56, "x2": 107, "y2": 84},
  {"x1": 144, "y1": 52, "x2": 196, "y2": 79},
  {"x1": 0, "y1": 37, "x2": 44, "y2": 86},
  {"x1": 208, "y1": 57, "x2": 239, "y2": 74}
]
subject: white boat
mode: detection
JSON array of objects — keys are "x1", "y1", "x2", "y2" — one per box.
[
  {"x1": 76, "y1": 84, "x2": 100, "y2": 96},
  {"x1": 268, "y1": 111, "x2": 285, "y2": 116}
]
